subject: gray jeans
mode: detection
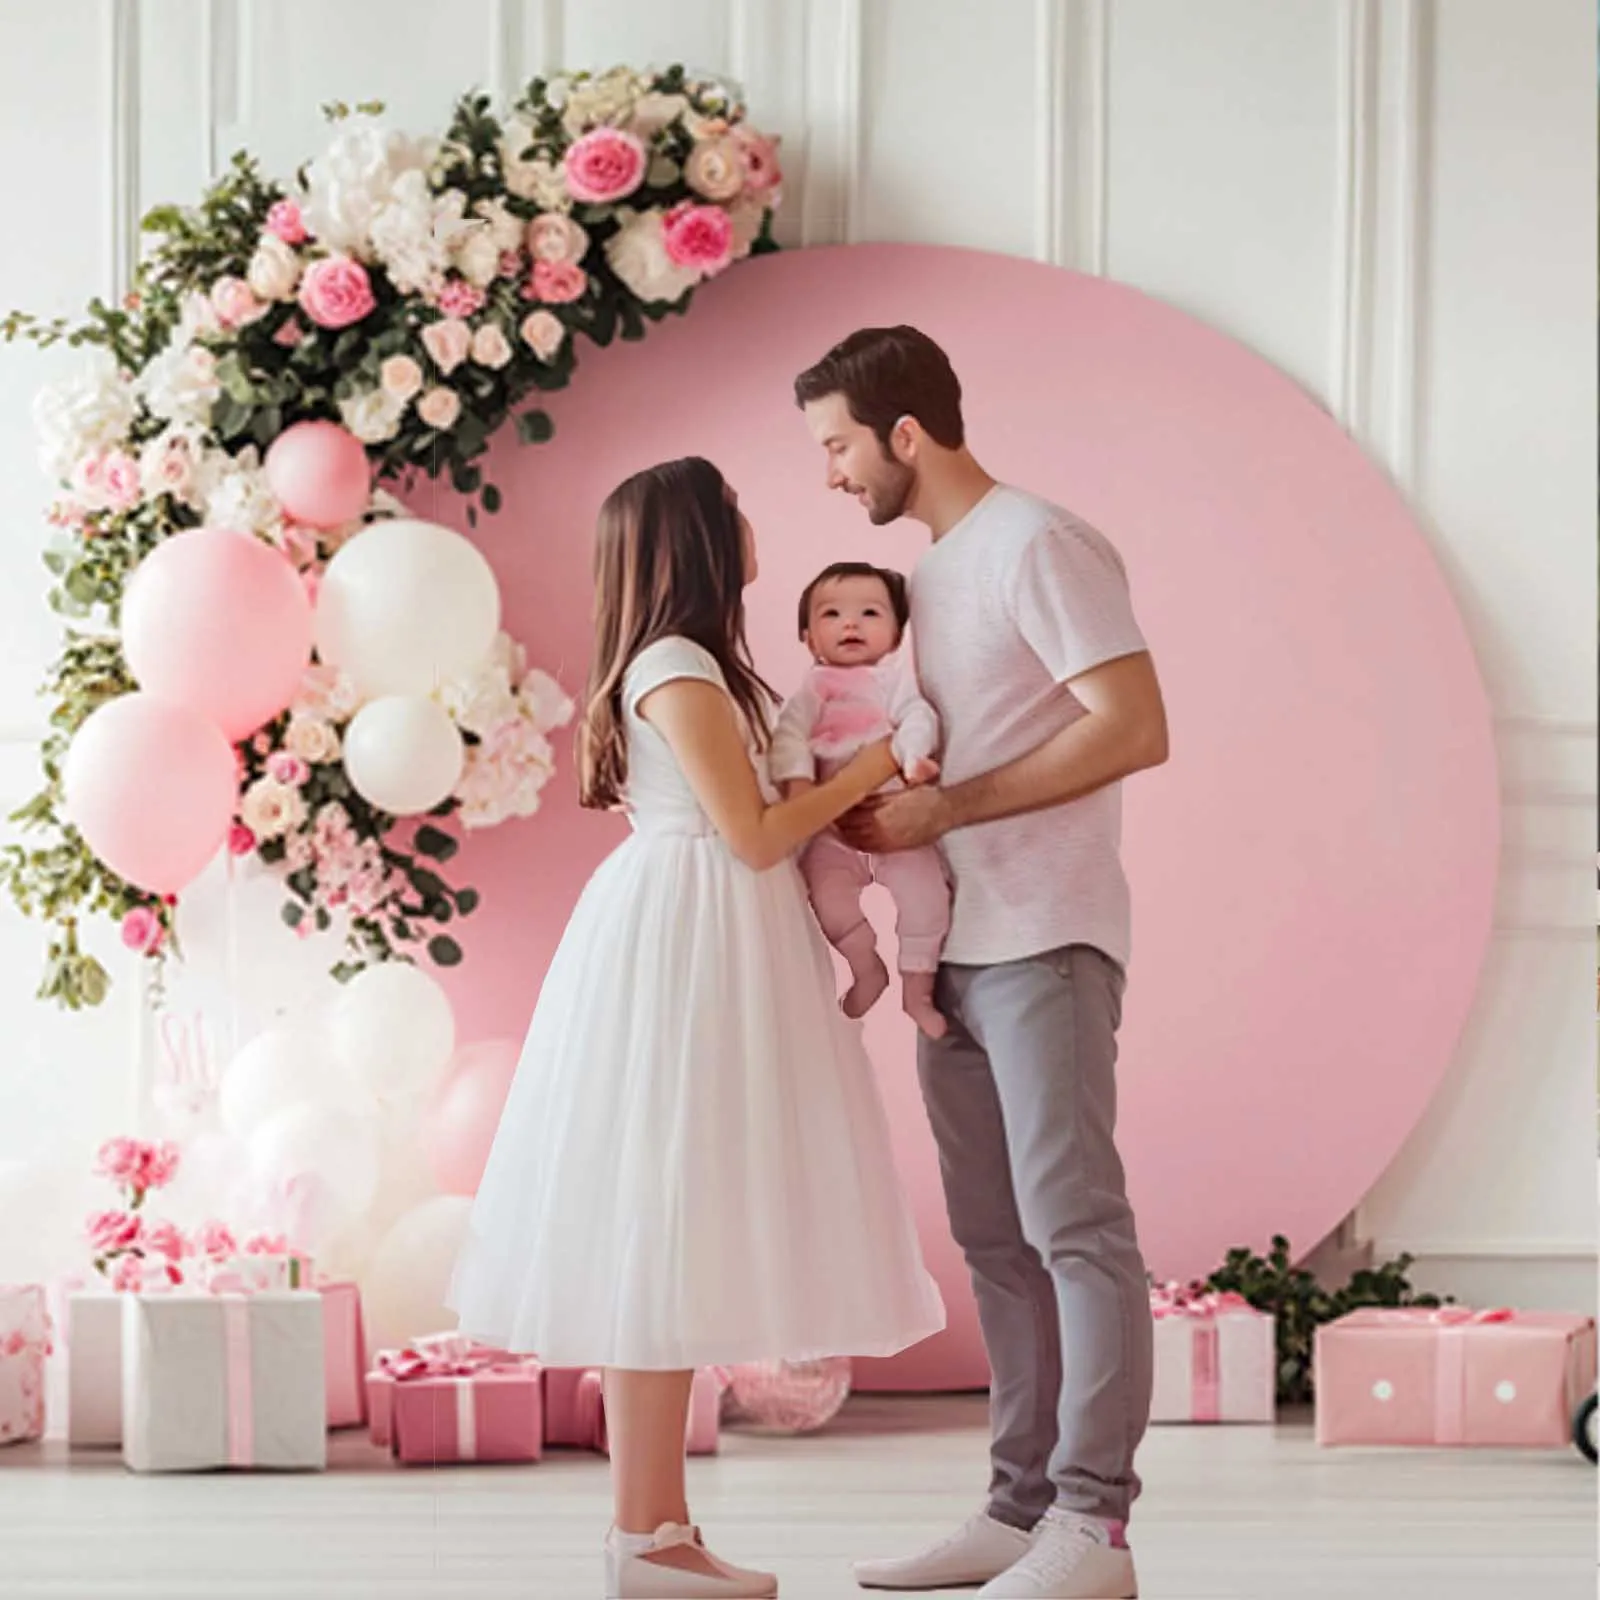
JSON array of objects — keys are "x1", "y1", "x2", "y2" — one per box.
[{"x1": 918, "y1": 943, "x2": 1153, "y2": 1528}]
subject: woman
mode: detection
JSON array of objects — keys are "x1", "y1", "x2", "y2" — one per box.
[{"x1": 449, "y1": 457, "x2": 944, "y2": 1599}]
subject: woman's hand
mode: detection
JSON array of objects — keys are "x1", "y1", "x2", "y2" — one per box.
[{"x1": 840, "y1": 737, "x2": 899, "y2": 792}]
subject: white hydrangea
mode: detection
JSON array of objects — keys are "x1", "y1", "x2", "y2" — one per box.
[
  {"x1": 338, "y1": 388, "x2": 406, "y2": 445},
  {"x1": 199, "y1": 446, "x2": 282, "y2": 538},
  {"x1": 137, "y1": 340, "x2": 222, "y2": 428},
  {"x1": 499, "y1": 115, "x2": 570, "y2": 210},
  {"x1": 301, "y1": 117, "x2": 437, "y2": 258},
  {"x1": 32, "y1": 360, "x2": 137, "y2": 481}
]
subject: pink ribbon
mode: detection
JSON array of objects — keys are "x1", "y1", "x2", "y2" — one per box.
[
  {"x1": 375, "y1": 1332, "x2": 531, "y2": 1381},
  {"x1": 1363, "y1": 1307, "x2": 1514, "y2": 1443},
  {"x1": 220, "y1": 1296, "x2": 254, "y2": 1468}
]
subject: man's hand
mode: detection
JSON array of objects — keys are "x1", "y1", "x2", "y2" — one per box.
[{"x1": 837, "y1": 786, "x2": 954, "y2": 854}]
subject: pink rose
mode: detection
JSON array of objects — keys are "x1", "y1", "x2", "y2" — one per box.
[
  {"x1": 86, "y1": 1209, "x2": 142, "y2": 1256},
  {"x1": 267, "y1": 199, "x2": 309, "y2": 244},
  {"x1": 421, "y1": 317, "x2": 472, "y2": 375},
  {"x1": 120, "y1": 906, "x2": 165, "y2": 955},
  {"x1": 435, "y1": 279, "x2": 486, "y2": 319},
  {"x1": 142, "y1": 1221, "x2": 186, "y2": 1263},
  {"x1": 228, "y1": 822, "x2": 257, "y2": 856},
  {"x1": 144, "y1": 1142, "x2": 180, "y2": 1190},
  {"x1": 210, "y1": 275, "x2": 267, "y2": 329},
  {"x1": 684, "y1": 137, "x2": 746, "y2": 204},
  {"x1": 528, "y1": 261, "x2": 587, "y2": 304},
  {"x1": 526, "y1": 213, "x2": 590, "y2": 266},
  {"x1": 470, "y1": 324, "x2": 513, "y2": 369},
  {"x1": 297, "y1": 256, "x2": 375, "y2": 329},
  {"x1": 101, "y1": 451, "x2": 142, "y2": 512},
  {"x1": 380, "y1": 354, "x2": 423, "y2": 401},
  {"x1": 731, "y1": 127, "x2": 782, "y2": 195},
  {"x1": 417, "y1": 387, "x2": 462, "y2": 430},
  {"x1": 497, "y1": 248, "x2": 524, "y2": 279},
  {"x1": 519, "y1": 310, "x2": 566, "y2": 362},
  {"x1": 266, "y1": 751, "x2": 310, "y2": 787},
  {"x1": 193, "y1": 1220, "x2": 237, "y2": 1261},
  {"x1": 662, "y1": 202, "x2": 734, "y2": 277},
  {"x1": 273, "y1": 316, "x2": 306, "y2": 348},
  {"x1": 563, "y1": 127, "x2": 647, "y2": 204},
  {"x1": 94, "y1": 1135, "x2": 142, "y2": 1186}
]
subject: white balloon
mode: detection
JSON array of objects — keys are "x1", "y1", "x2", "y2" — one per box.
[
  {"x1": 314, "y1": 518, "x2": 501, "y2": 697},
  {"x1": 330, "y1": 961, "x2": 457, "y2": 1102},
  {"x1": 360, "y1": 1194, "x2": 472, "y2": 1354},
  {"x1": 247, "y1": 1101, "x2": 381, "y2": 1252},
  {"x1": 342, "y1": 695, "x2": 464, "y2": 815},
  {"x1": 217, "y1": 1026, "x2": 323, "y2": 1138}
]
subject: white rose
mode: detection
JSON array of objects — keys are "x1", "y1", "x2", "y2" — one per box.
[
  {"x1": 247, "y1": 234, "x2": 301, "y2": 301},
  {"x1": 562, "y1": 68, "x2": 647, "y2": 136},
  {"x1": 627, "y1": 92, "x2": 689, "y2": 139},
  {"x1": 499, "y1": 115, "x2": 570, "y2": 210},
  {"x1": 137, "y1": 425, "x2": 205, "y2": 506},
  {"x1": 604, "y1": 208, "x2": 697, "y2": 306},
  {"x1": 32, "y1": 361, "x2": 137, "y2": 481},
  {"x1": 201, "y1": 447, "x2": 281, "y2": 537},
  {"x1": 455, "y1": 227, "x2": 502, "y2": 289},
  {"x1": 338, "y1": 388, "x2": 405, "y2": 445},
  {"x1": 417, "y1": 387, "x2": 461, "y2": 430},
  {"x1": 368, "y1": 168, "x2": 448, "y2": 295},
  {"x1": 284, "y1": 715, "x2": 341, "y2": 765},
  {"x1": 438, "y1": 662, "x2": 518, "y2": 739},
  {"x1": 519, "y1": 310, "x2": 565, "y2": 363},
  {"x1": 470, "y1": 324, "x2": 513, "y2": 370},
  {"x1": 302, "y1": 117, "x2": 436, "y2": 255},
  {"x1": 474, "y1": 196, "x2": 526, "y2": 255},
  {"x1": 239, "y1": 777, "x2": 307, "y2": 842},
  {"x1": 379, "y1": 354, "x2": 424, "y2": 402},
  {"x1": 138, "y1": 341, "x2": 222, "y2": 427},
  {"x1": 685, "y1": 137, "x2": 745, "y2": 203}
]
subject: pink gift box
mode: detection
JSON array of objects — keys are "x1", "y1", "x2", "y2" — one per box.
[
  {"x1": 1315, "y1": 1306, "x2": 1598, "y2": 1448},
  {"x1": 366, "y1": 1336, "x2": 541, "y2": 1463},
  {"x1": 319, "y1": 1281, "x2": 366, "y2": 1430},
  {"x1": 0, "y1": 1285, "x2": 51, "y2": 1446},
  {"x1": 542, "y1": 1366, "x2": 723, "y2": 1454},
  {"x1": 1149, "y1": 1289, "x2": 1276, "y2": 1424}
]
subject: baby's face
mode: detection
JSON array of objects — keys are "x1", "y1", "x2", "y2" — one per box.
[{"x1": 805, "y1": 575, "x2": 900, "y2": 666}]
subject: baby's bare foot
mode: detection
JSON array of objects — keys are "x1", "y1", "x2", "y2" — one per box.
[
  {"x1": 901, "y1": 970, "x2": 947, "y2": 1039},
  {"x1": 842, "y1": 953, "x2": 890, "y2": 1019}
]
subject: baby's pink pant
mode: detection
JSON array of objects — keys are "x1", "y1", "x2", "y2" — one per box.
[{"x1": 800, "y1": 830, "x2": 950, "y2": 974}]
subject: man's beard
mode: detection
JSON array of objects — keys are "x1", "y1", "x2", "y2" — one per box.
[{"x1": 865, "y1": 460, "x2": 915, "y2": 525}]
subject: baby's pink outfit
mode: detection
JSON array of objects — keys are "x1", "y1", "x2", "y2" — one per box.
[{"x1": 769, "y1": 655, "x2": 950, "y2": 975}]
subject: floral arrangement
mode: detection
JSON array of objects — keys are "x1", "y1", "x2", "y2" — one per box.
[
  {"x1": 84, "y1": 1133, "x2": 299, "y2": 1292},
  {"x1": 2, "y1": 67, "x2": 782, "y2": 1008}
]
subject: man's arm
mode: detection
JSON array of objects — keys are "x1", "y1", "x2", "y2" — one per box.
[{"x1": 837, "y1": 651, "x2": 1168, "y2": 853}]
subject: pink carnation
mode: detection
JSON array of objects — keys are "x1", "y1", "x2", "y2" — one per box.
[
  {"x1": 109, "y1": 1254, "x2": 148, "y2": 1294},
  {"x1": 435, "y1": 279, "x2": 486, "y2": 318},
  {"x1": 297, "y1": 256, "x2": 376, "y2": 329},
  {"x1": 563, "y1": 127, "x2": 647, "y2": 204},
  {"x1": 243, "y1": 1232, "x2": 290, "y2": 1256},
  {"x1": 95, "y1": 1135, "x2": 179, "y2": 1192},
  {"x1": 662, "y1": 202, "x2": 735, "y2": 277},
  {"x1": 120, "y1": 906, "x2": 165, "y2": 955},
  {"x1": 193, "y1": 1220, "x2": 238, "y2": 1261},
  {"x1": 527, "y1": 261, "x2": 587, "y2": 304},
  {"x1": 267, "y1": 199, "x2": 309, "y2": 245},
  {"x1": 86, "y1": 1208, "x2": 142, "y2": 1256},
  {"x1": 142, "y1": 1220, "x2": 186, "y2": 1263}
]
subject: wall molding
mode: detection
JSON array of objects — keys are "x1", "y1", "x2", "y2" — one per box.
[
  {"x1": 490, "y1": 0, "x2": 564, "y2": 99},
  {"x1": 1387, "y1": 0, "x2": 1432, "y2": 494},
  {"x1": 799, "y1": 0, "x2": 863, "y2": 247},
  {"x1": 1373, "y1": 1237, "x2": 1598, "y2": 1261},
  {"x1": 1329, "y1": 0, "x2": 1377, "y2": 436},
  {"x1": 104, "y1": 0, "x2": 142, "y2": 302},
  {"x1": 1031, "y1": 0, "x2": 1108, "y2": 274}
]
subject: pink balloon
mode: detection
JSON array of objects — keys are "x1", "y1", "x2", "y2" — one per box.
[
  {"x1": 63, "y1": 693, "x2": 238, "y2": 894},
  {"x1": 264, "y1": 421, "x2": 371, "y2": 529},
  {"x1": 423, "y1": 1039, "x2": 519, "y2": 1195},
  {"x1": 122, "y1": 528, "x2": 314, "y2": 741}
]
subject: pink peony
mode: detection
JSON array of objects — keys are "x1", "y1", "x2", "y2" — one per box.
[
  {"x1": 266, "y1": 199, "x2": 309, "y2": 245},
  {"x1": 435, "y1": 279, "x2": 486, "y2": 319},
  {"x1": 86, "y1": 1208, "x2": 142, "y2": 1256},
  {"x1": 266, "y1": 751, "x2": 310, "y2": 787},
  {"x1": 297, "y1": 256, "x2": 376, "y2": 329},
  {"x1": 662, "y1": 202, "x2": 734, "y2": 277},
  {"x1": 528, "y1": 261, "x2": 587, "y2": 304},
  {"x1": 120, "y1": 906, "x2": 165, "y2": 954},
  {"x1": 563, "y1": 127, "x2": 648, "y2": 204},
  {"x1": 142, "y1": 1220, "x2": 186, "y2": 1263},
  {"x1": 193, "y1": 1219, "x2": 238, "y2": 1261}
]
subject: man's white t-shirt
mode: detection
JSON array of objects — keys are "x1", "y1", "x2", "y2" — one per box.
[{"x1": 909, "y1": 484, "x2": 1148, "y2": 969}]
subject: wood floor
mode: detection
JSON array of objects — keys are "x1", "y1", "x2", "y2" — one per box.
[{"x1": 1, "y1": 1395, "x2": 1593, "y2": 1599}]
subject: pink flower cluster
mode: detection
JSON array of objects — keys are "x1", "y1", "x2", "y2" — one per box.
[
  {"x1": 70, "y1": 449, "x2": 142, "y2": 514},
  {"x1": 310, "y1": 801, "x2": 404, "y2": 919},
  {"x1": 94, "y1": 1136, "x2": 180, "y2": 1200}
]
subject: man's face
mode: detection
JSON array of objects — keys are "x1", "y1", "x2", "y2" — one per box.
[{"x1": 804, "y1": 393, "x2": 915, "y2": 526}]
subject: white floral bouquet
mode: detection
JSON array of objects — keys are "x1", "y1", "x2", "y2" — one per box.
[{"x1": 3, "y1": 67, "x2": 783, "y2": 1006}]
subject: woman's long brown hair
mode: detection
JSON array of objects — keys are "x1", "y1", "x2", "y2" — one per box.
[{"x1": 577, "y1": 457, "x2": 775, "y2": 811}]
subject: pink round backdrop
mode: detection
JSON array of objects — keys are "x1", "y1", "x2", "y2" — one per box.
[{"x1": 415, "y1": 244, "x2": 1499, "y2": 1390}]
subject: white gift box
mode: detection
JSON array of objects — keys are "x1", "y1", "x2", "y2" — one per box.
[
  {"x1": 67, "y1": 1290, "x2": 124, "y2": 1447},
  {"x1": 122, "y1": 1290, "x2": 327, "y2": 1473},
  {"x1": 1149, "y1": 1298, "x2": 1276, "y2": 1424}
]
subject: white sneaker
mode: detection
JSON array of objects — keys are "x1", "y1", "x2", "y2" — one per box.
[
  {"x1": 604, "y1": 1522, "x2": 779, "y2": 1598},
  {"x1": 854, "y1": 1510, "x2": 1036, "y2": 1590},
  {"x1": 975, "y1": 1510, "x2": 1136, "y2": 1598}
]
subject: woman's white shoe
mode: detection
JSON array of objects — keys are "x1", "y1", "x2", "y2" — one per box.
[{"x1": 604, "y1": 1522, "x2": 779, "y2": 1598}]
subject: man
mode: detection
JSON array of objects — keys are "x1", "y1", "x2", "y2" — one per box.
[{"x1": 795, "y1": 326, "x2": 1167, "y2": 1600}]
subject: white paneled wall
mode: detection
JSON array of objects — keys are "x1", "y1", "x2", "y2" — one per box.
[{"x1": 0, "y1": 0, "x2": 1593, "y2": 1300}]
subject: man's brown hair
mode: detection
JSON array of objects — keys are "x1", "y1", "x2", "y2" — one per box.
[{"x1": 793, "y1": 325, "x2": 964, "y2": 452}]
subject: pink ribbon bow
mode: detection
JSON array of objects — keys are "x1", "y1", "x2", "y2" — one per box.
[{"x1": 376, "y1": 1332, "x2": 533, "y2": 1382}]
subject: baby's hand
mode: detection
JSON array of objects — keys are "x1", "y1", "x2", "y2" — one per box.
[{"x1": 902, "y1": 756, "x2": 940, "y2": 787}]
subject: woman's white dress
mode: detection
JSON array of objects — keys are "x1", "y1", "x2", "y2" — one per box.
[{"x1": 448, "y1": 635, "x2": 945, "y2": 1369}]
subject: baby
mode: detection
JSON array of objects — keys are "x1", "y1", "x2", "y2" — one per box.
[{"x1": 770, "y1": 562, "x2": 951, "y2": 1039}]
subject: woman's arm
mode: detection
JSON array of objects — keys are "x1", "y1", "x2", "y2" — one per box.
[{"x1": 639, "y1": 679, "x2": 896, "y2": 870}]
